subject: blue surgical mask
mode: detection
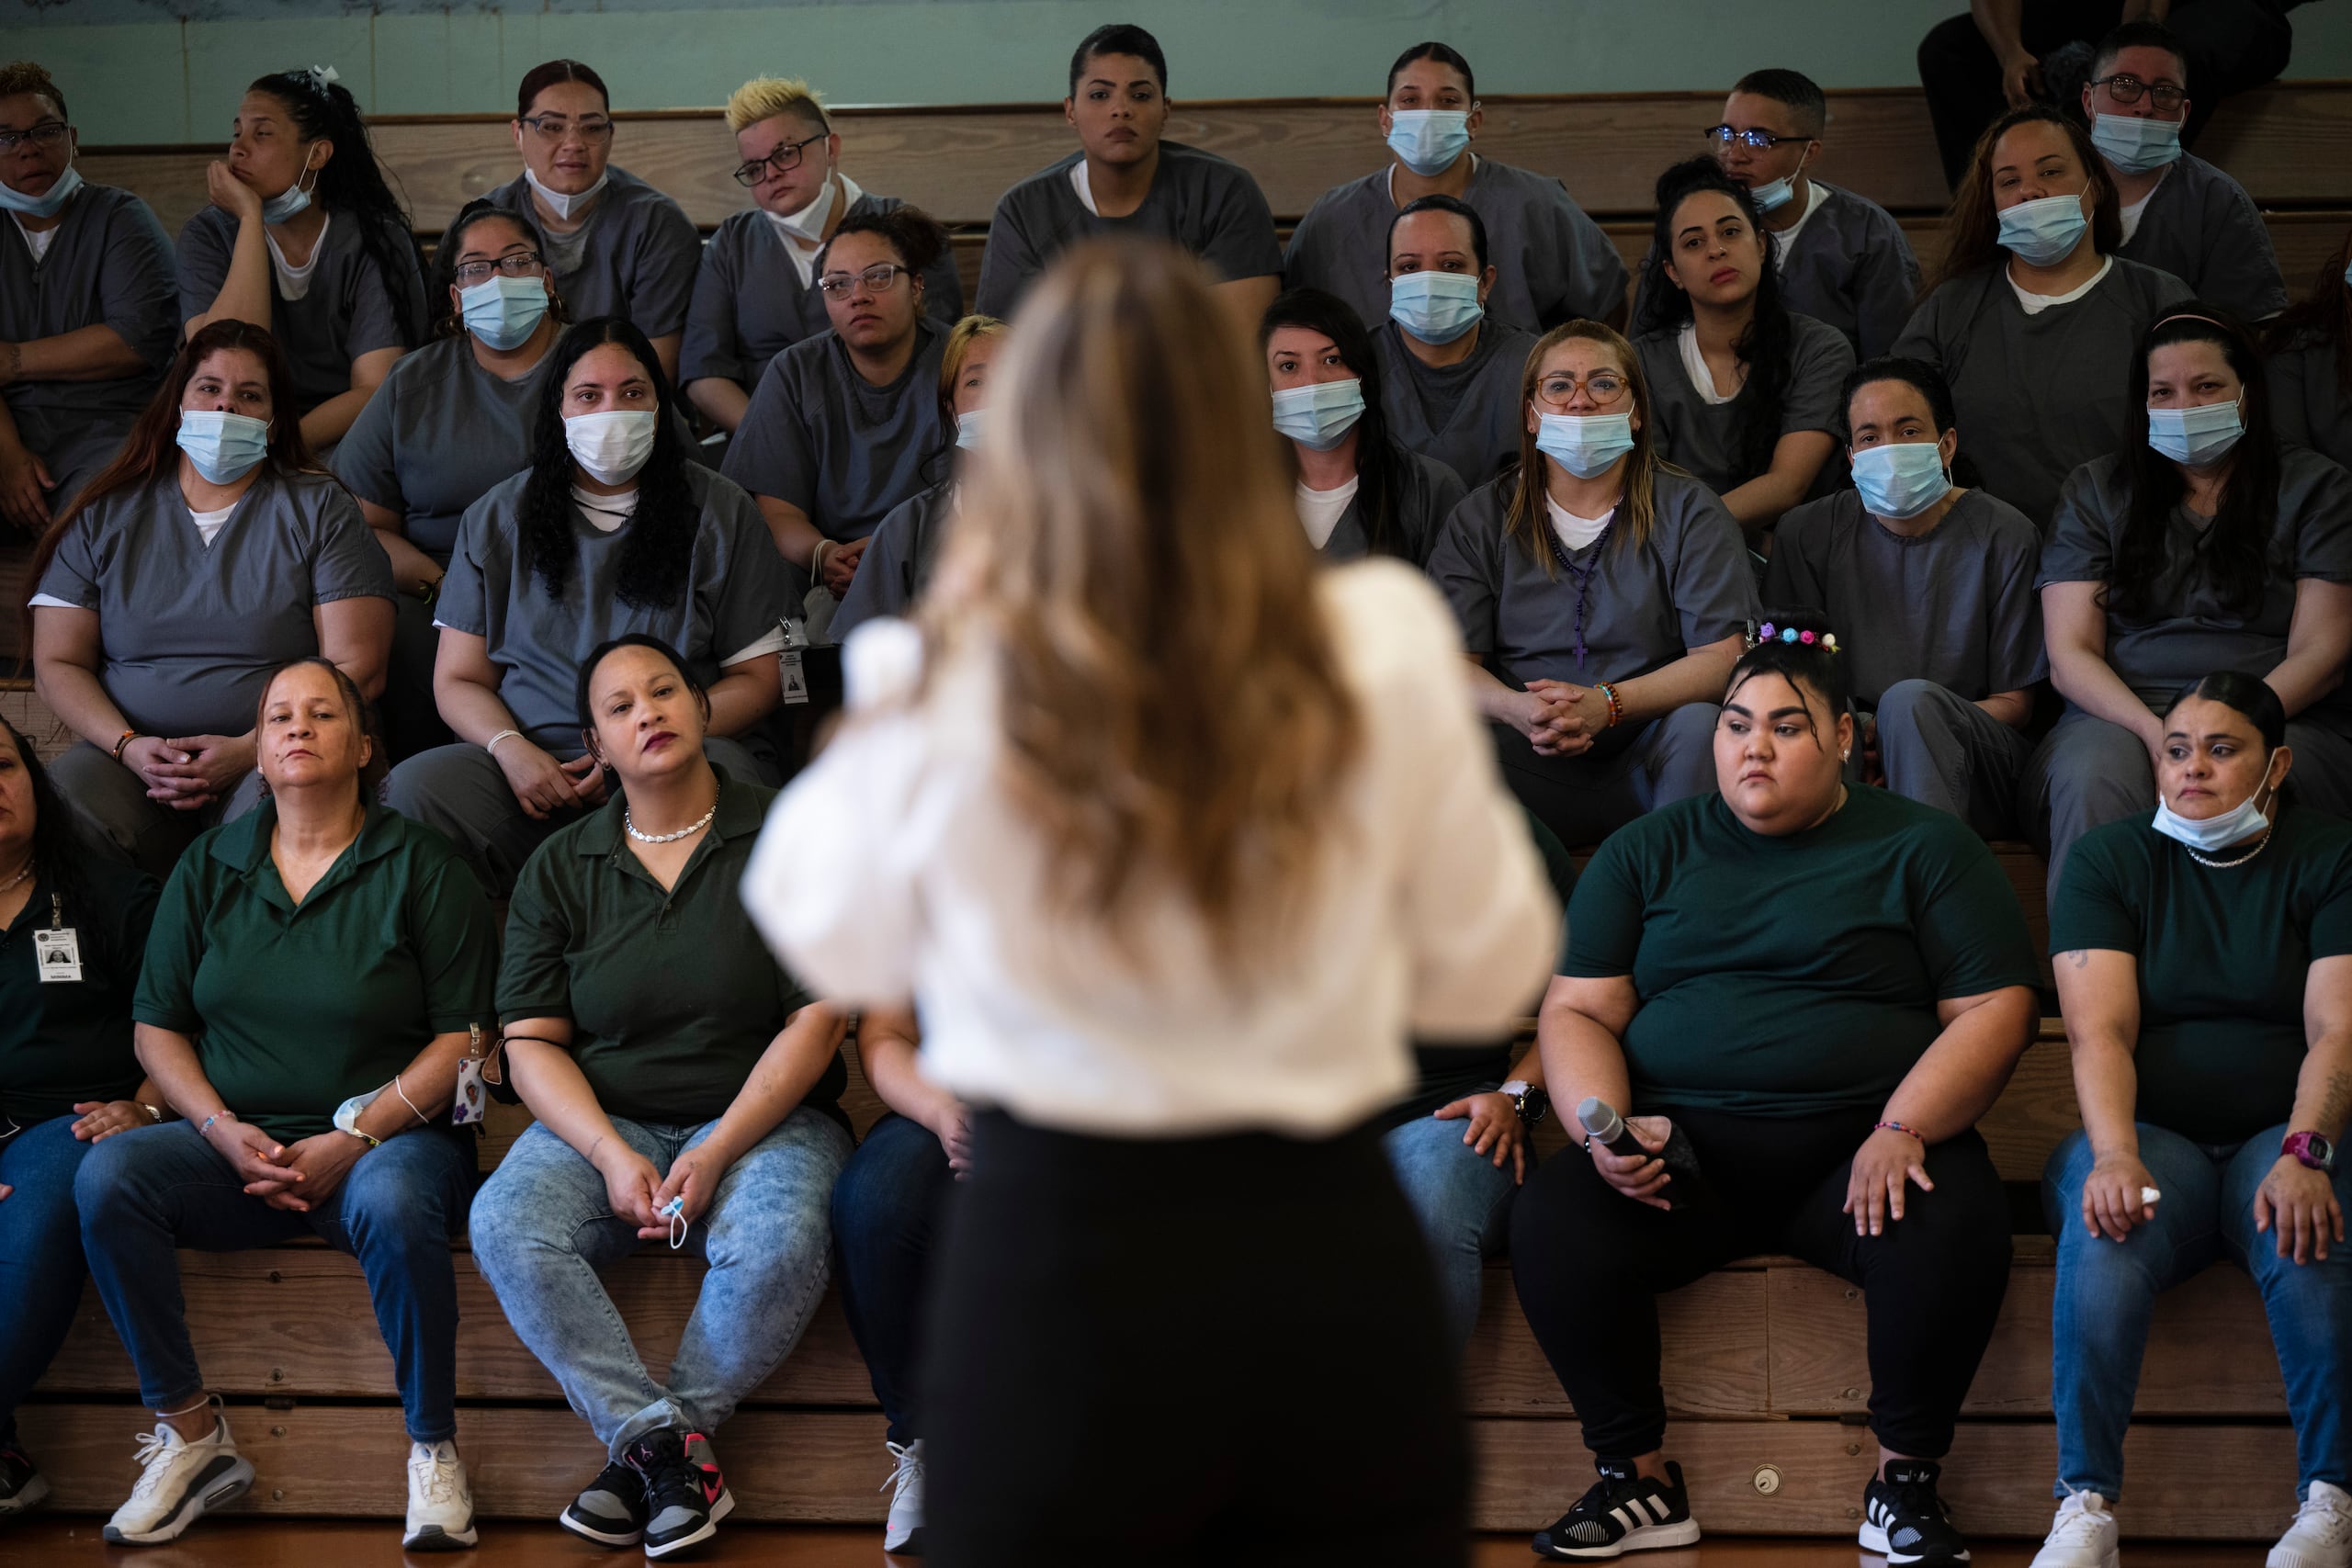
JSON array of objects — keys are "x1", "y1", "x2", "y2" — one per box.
[
  {"x1": 2089, "y1": 112, "x2": 2181, "y2": 175},
  {"x1": 1850, "y1": 440, "x2": 1952, "y2": 521},
  {"x1": 1996, "y1": 189, "x2": 2091, "y2": 267},
  {"x1": 260, "y1": 158, "x2": 320, "y2": 226},
  {"x1": 175, "y1": 410, "x2": 271, "y2": 484},
  {"x1": 1749, "y1": 161, "x2": 1806, "y2": 215},
  {"x1": 955, "y1": 409, "x2": 984, "y2": 451},
  {"x1": 0, "y1": 162, "x2": 81, "y2": 220},
  {"x1": 1389, "y1": 270, "x2": 1483, "y2": 344},
  {"x1": 1385, "y1": 109, "x2": 1472, "y2": 178},
  {"x1": 1534, "y1": 412, "x2": 1635, "y2": 479},
  {"x1": 1271, "y1": 378, "x2": 1366, "y2": 451},
  {"x1": 2152, "y1": 769, "x2": 2275, "y2": 853},
  {"x1": 458, "y1": 275, "x2": 548, "y2": 351},
  {"x1": 2147, "y1": 398, "x2": 2245, "y2": 466}
]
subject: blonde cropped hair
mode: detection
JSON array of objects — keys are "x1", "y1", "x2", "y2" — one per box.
[{"x1": 725, "y1": 76, "x2": 829, "y2": 136}]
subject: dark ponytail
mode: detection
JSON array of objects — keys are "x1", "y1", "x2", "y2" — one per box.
[{"x1": 249, "y1": 68, "x2": 426, "y2": 345}]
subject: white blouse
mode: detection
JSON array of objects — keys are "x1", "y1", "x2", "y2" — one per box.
[{"x1": 743, "y1": 558, "x2": 1559, "y2": 1138}]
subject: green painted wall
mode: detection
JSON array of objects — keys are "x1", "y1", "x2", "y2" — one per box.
[{"x1": 18, "y1": 0, "x2": 2352, "y2": 146}]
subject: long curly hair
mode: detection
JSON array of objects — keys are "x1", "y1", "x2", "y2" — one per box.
[
  {"x1": 1260, "y1": 287, "x2": 1419, "y2": 561},
  {"x1": 247, "y1": 68, "x2": 425, "y2": 345}
]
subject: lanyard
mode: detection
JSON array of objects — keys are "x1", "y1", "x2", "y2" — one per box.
[{"x1": 1541, "y1": 518, "x2": 1614, "y2": 671}]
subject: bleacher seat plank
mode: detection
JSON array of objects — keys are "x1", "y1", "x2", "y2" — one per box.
[
  {"x1": 1, "y1": 677, "x2": 70, "y2": 761},
  {"x1": 1982, "y1": 1025, "x2": 2082, "y2": 1184}
]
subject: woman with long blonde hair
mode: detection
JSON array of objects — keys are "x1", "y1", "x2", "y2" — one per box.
[{"x1": 746, "y1": 238, "x2": 1555, "y2": 1566}]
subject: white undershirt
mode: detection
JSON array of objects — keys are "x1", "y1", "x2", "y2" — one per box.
[
  {"x1": 264, "y1": 212, "x2": 329, "y2": 302},
  {"x1": 12, "y1": 216, "x2": 54, "y2": 264},
  {"x1": 1546, "y1": 494, "x2": 1614, "y2": 551},
  {"x1": 766, "y1": 172, "x2": 865, "y2": 289},
  {"x1": 1677, "y1": 321, "x2": 1740, "y2": 406},
  {"x1": 1069, "y1": 159, "x2": 1098, "y2": 216},
  {"x1": 563, "y1": 484, "x2": 786, "y2": 667},
  {"x1": 1295, "y1": 476, "x2": 1359, "y2": 549},
  {"x1": 2117, "y1": 164, "x2": 2169, "y2": 246},
  {"x1": 28, "y1": 501, "x2": 238, "y2": 612},
  {"x1": 1769, "y1": 178, "x2": 1829, "y2": 272},
  {"x1": 2010, "y1": 254, "x2": 2113, "y2": 317}
]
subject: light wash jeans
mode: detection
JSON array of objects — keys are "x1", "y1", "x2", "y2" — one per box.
[
  {"x1": 1383, "y1": 1101, "x2": 1523, "y2": 1356},
  {"x1": 469, "y1": 1108, "x2": 851, "y2": 1459},
  {"x1": 2045, "y1": 1122, "x2": 2352, "y2": 1502}
]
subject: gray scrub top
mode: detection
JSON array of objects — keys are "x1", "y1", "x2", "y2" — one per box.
[
  {"x1": 1763, "y1": 487, "x2": 2046, "y2": 707},
  {"x1": 1282, "y1": 158, "x2": 1628, "y2": 335},
  {"x1": 1320, "y1": 449, "x2": 1466, "y2": 568},
  {"x1": 2267, "y1": 332, "x2": 2352, "y2": 474},
  {"x1": 1633, "y1": 311, "x2": 1855, "y2": 502},
  {"x1": 2116, "y1": 153, "x2": 2288, "y2": 324},
  {"x1": 175, "y1": 205, "x2": 427, "y2": 417},
  {"x1": 32, "y1": 468, "x2": 394, "y2": 739},
  {"x1": 481, "y1": 167, "x2": 702, "y2": 340},
  {"x1": 680, "y1": 194, "x2": 965, "y2": 389},
  {"x1": 1427, "y1": 467, "x2": 1758, "y2": 692},
  {"x1": 1372, "y1": 318, "x2": 1538, "y2": 490},
  {"x1": 333, "y1": 334, "x2": 552, "y2": 563},
  {"x1": 437, "y1": 462, "x2": 791, "y2": 750},
  {"x1": 973, "y1": 142, "x2": 1282, "y2": 319},
  {"x1": 1894, "y1": 256, "x2": 2194, "y2": 529},
  {"x1": 2039, "y1": 446, "x2": 2352, "y2": 722},
  {"x1": 2, "y1": 184, "x2": 177, "y2": 449},
  {"x1": 720, "y1": 320, "x2": 948, "y2": 542},
  {"x1": 831, "y1": 478, "x2": 956, "y2": 645}
]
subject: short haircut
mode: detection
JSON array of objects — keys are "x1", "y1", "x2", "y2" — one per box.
[
  {"x1": 820, "y1": 204, "x2": 948, "y2": 279},
  {"x1": 725, "y1": 75, "x2": 829, "y2": 136},
  {"x1": 2094, "y1": 20, "x2": 2189, "y2": 84},
  {"x1": 1730, "y1": 67, "x2": 1826, "y2": 138},
  {"x1": 516, "y1": 59, "x2": 608, "y2": 119},
  {"x1": 0, "y1": 61, "x2": 66, "y2": 121},
  {"x1": 1838, "y1": 355, "x2": 1958, "y2": 439},
  {"x1": 1387, "y1": 192, "x2": 1488, "y2": 273},
  {"x1": 1386, "y1": 41, "x2": 1474, "y2": 101},
  {"x1": 1069, "y1": 24, "x2": 1167, "y2": 96}
]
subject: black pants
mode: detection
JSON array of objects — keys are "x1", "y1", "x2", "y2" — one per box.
[
  {"x1": 922, "y1": 1112, "x2": 1466, "y2": 1568},
  {"x1": 1917, "y1": 0, "x2": 2294, "y2": 188},
  {"x1": 1508, "y1": 1106, "x2": 2011, "y2": 1461}
]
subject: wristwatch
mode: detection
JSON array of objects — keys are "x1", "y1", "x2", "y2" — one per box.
[
  {"x1": 1500, "y1": 1079, "x2": 1552, "y2": 1127},
  {"x1": 2284, "y1": 1131, "x2": 2337, "y2": 1173}
]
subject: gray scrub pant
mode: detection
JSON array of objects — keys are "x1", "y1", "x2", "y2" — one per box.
[
  {"x1": 21, "y1": 417, "x2": 131, "y2": 519},
  {"x1": 1870, "y1": 679, "x2": 2032, "y2": 840},
  {"x1": 2025, "y1": 702, "x2": 2352, "y2": 893},
  {"x1": 1491, "y1": 701, "x2": 1719, "y2": 850},
  {"x1": 380, "y1": 593, "x2": 454, "y2": 765},
  {"x1": 50, "y1": 741, "x2": 268, "y2": 882},
  {"x1": 383, "y1": 735, "x2": 773, "y2": 897}
]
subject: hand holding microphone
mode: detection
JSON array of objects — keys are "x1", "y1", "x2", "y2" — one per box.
[{"x1": 1579, "y1": 1097, "x2": 1710, "y2": 1213}]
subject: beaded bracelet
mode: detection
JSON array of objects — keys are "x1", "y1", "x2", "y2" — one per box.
[
  {"x1": 1873, "y1": 1120, "x2": 1925, "y2": 1143},
  {"x1": 1595, "y1": 682, "x2": 1624, "y2": 728}
]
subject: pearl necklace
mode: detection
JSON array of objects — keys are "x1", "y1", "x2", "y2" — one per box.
[
  {"x1": 2188, "y1": 828, "x2": 2273, "y2": 870},
  {"x1": 624, "y1": 799, "x2": 718, "y2": 844},
  {"x1": 0, "y1": 857, "x2": 30, "y2": 896}
]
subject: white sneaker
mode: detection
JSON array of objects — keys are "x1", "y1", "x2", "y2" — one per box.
[
  {"x1": 2272, "y1": 1480, "x2": 2352, "y2": 1568},
  {"x1": 402, "y1": 1439, "x2": 477, "y2": 1551},
  {"x1": 2030, "y1": 1490, "x2": 2120, "y2": 1568},
  {"x1": 102, "y1": 1407, "x2": 256, "y2": 1545},
  {"x1": 880, "y1": 1438, "x2": 924, "y2": 1555}
]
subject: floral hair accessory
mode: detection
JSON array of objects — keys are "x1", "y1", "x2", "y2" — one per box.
[
  {"x1": 1780, "y1": 626, "x2": 1799, "y2": 644},
  {"x1": 1757, "y1": 621, "x2": 1776, "y2": 641},
  {"x1": 1799, "y1": 630, "x2": 1815, "y2": 645}
]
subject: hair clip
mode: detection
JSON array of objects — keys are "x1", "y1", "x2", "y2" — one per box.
[{"x1": 300, "y1": 64, "x2": 341, "y2": 93}]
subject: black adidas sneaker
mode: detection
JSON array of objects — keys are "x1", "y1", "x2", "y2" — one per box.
[
  {"x1": 1860, "y1": 1458, "x2": 1973, "y2": 1565},
  {"x1": 1532, "y1": 1458, "x2": 1701, "y2": 1560}
]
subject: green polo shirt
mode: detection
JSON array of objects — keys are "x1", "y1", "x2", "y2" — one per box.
[
  {"x1": 2052, "y1": 801, "x2": 2352, "y2": 1143},
  {"x1": 2, "y1": 857, "x2": 159, "y2": 1124},
  {"x1": 498, "y1": 769, "x2": 847, "y2": 1127},
  {"x1": 1562, "y1": 786, "x2": 2040, "y2": 1118},
  {"x1": 134, "y1": 801, "x2": 498, "y2": 1140}
]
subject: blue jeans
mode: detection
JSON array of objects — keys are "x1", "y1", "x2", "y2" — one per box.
[
  {"x1": 74, "y1": 1120, "x2": 474, "y2": 1441},
  {"x1": 0, "y1": 1115, "x2": 105, "y2": 1447},
  {"x1": 2046, "y1": 1122, "x2": 2352, "y2": 1501},
  {"x1": 831, "y1": 1111, "x2": 952, "y2": 1446},
  {"x1": 469, "y1": 1109, "x2": 849, "y2": 1460},
  {"x1": 1382, "y1": 1107, "x2": 1521, "y2": 1356}
]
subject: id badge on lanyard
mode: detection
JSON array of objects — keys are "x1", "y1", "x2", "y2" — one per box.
[
  {"x1": 780, "y1": 617, "x2": 811, "y2": 706},
  {"x1": 33, "y1": 895, "x2": 80, "y2": 983}
]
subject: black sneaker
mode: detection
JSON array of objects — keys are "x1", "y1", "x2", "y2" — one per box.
[
  {"x1": 628, "y1": 1429, "x2": 734, "y2": 1560},
  {"x1": 1532, "y1": 1458, "x2": 1701, "y2": 1560},
  {"x1": 1860, "y1": 1458, "x2": 1973, "y2": 1566},
  {"x1": 0, "y1": 1441, "x2": 51, "y2": 1517},
  {"x1": 559, "y1": 1459, "x2": 647, "y2": 1548}
]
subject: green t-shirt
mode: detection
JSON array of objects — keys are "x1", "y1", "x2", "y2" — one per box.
[
  {"x1": 498, "y1": 770, "x2": 847, "y2": 1127},
  {"x1": 134, "y1": 802, "x2": 498, "y2": 1140},
  {"x1": 1562, "y1": 786, "x2": 2040, "y2": 1117},
  {"x1": 1, "y1": 857, "x2": 159, "y2": 1124},
  {"x1": 2051, "y1": 802, "x2": 2352, "y2": 1142}
]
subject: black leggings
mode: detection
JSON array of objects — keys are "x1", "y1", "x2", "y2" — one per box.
[
  {"x1": 922, "y1": 1112, "x2": 1465, "y2": 1568},
  {"x1": 1508, "y1": 1106, "x2": 2011, "y2": 1460}
]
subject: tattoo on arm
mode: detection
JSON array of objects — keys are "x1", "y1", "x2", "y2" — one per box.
[
  {"x1": 2059, "y1": 949, "x2": 2090, "y2": 970},
  {"x1": 2321, "y1": 1070, "x2": 2352, "y2": 1134}
]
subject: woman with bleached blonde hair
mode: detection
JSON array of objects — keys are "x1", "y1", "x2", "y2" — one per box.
[{"x1": 744, "y1": 237, "x2": 1557, "y2": 1567}]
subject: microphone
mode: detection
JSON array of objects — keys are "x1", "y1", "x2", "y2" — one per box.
[
  {"x1": 1577, "y1": 1095, "x2": 1710, "y2": 1212},
  {"x1": 1577, "y1": 1097, "x2": 1649, "y2": 1159}
]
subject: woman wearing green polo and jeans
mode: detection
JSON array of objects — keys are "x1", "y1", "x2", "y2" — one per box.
[{"x1": 469, "y1": 635, "x2": 852, "y2": 1561}]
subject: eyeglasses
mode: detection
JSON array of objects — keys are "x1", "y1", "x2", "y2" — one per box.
[
  {"x1": 451, "y1": 251, "x2": 545, "y2": 286},
  {"x1": 518, "y1": 114, "x2": 614, "y2": 143},
  {"x1": 817, "y1": 263, "x2": 910, "y2": 299},
  {"x1": 1703, "y1": 124, "x2": 1806, "y2": 149},
  {"x1": 732, "y1": 131, "x2": 828, "y2": 186},
  {"x1": 2090, "y1": 74, "x2": 2188, "y2": 111},
  {"x1": 0, "y1": 121, "x2": 69, "y2": 154},
  {"x1": 1537, "y1": 371, "x2": 1628, "y2": 403}
]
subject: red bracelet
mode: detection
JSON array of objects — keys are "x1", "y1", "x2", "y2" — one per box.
[
  {"x1": 1595, "y1": 682, "x2": 1624, "y2": 728},
  {"x1": 1874, "y1": 1120, "x2": 1925, "y2": 1143}
]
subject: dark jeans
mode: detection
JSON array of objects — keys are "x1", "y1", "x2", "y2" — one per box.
[
  {"x1": 830, "y1": 1111, "x2": 951, "y2": 1447},
  {"x1": 0, "y1": 1114, "x2": 104, "y2": 1447},
  {"x1": 922, "y1": 1112, "x2": 1464, "y2": 1568},
  {"x1": 1509, "y1": 1105, "x2": 2011, "y2": 1460},
  {"x1": 74, "y1": 1121, "x2": 474, "y2": 1441}
]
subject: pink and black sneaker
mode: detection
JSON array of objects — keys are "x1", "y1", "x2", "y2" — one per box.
[{"x1": 626, "y1": 1428, "x2": 733, "y2": 1559}]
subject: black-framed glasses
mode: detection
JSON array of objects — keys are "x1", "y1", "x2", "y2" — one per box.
[
  {"x1": 451, "y1": 250, "x2": 545, "y2": 286},
  {"x1": 518, "y1": 114, "x2": 614, "y2": 143},
  {"x1": 1703, "y1": 124, "x2": 1806, "y2": 149},
  {"x1": 732, "y1": 131, "x2": 827, "y2": 186},
  {"x1": 2091, "y1": 74, "x2": 2188, "y2": 111},
  {"x1": 817, "y1": 263, "x2": 910, "y2": 299},
  {"x1": 0, "y1": 121, "x2": 70, "y2": 154}
]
